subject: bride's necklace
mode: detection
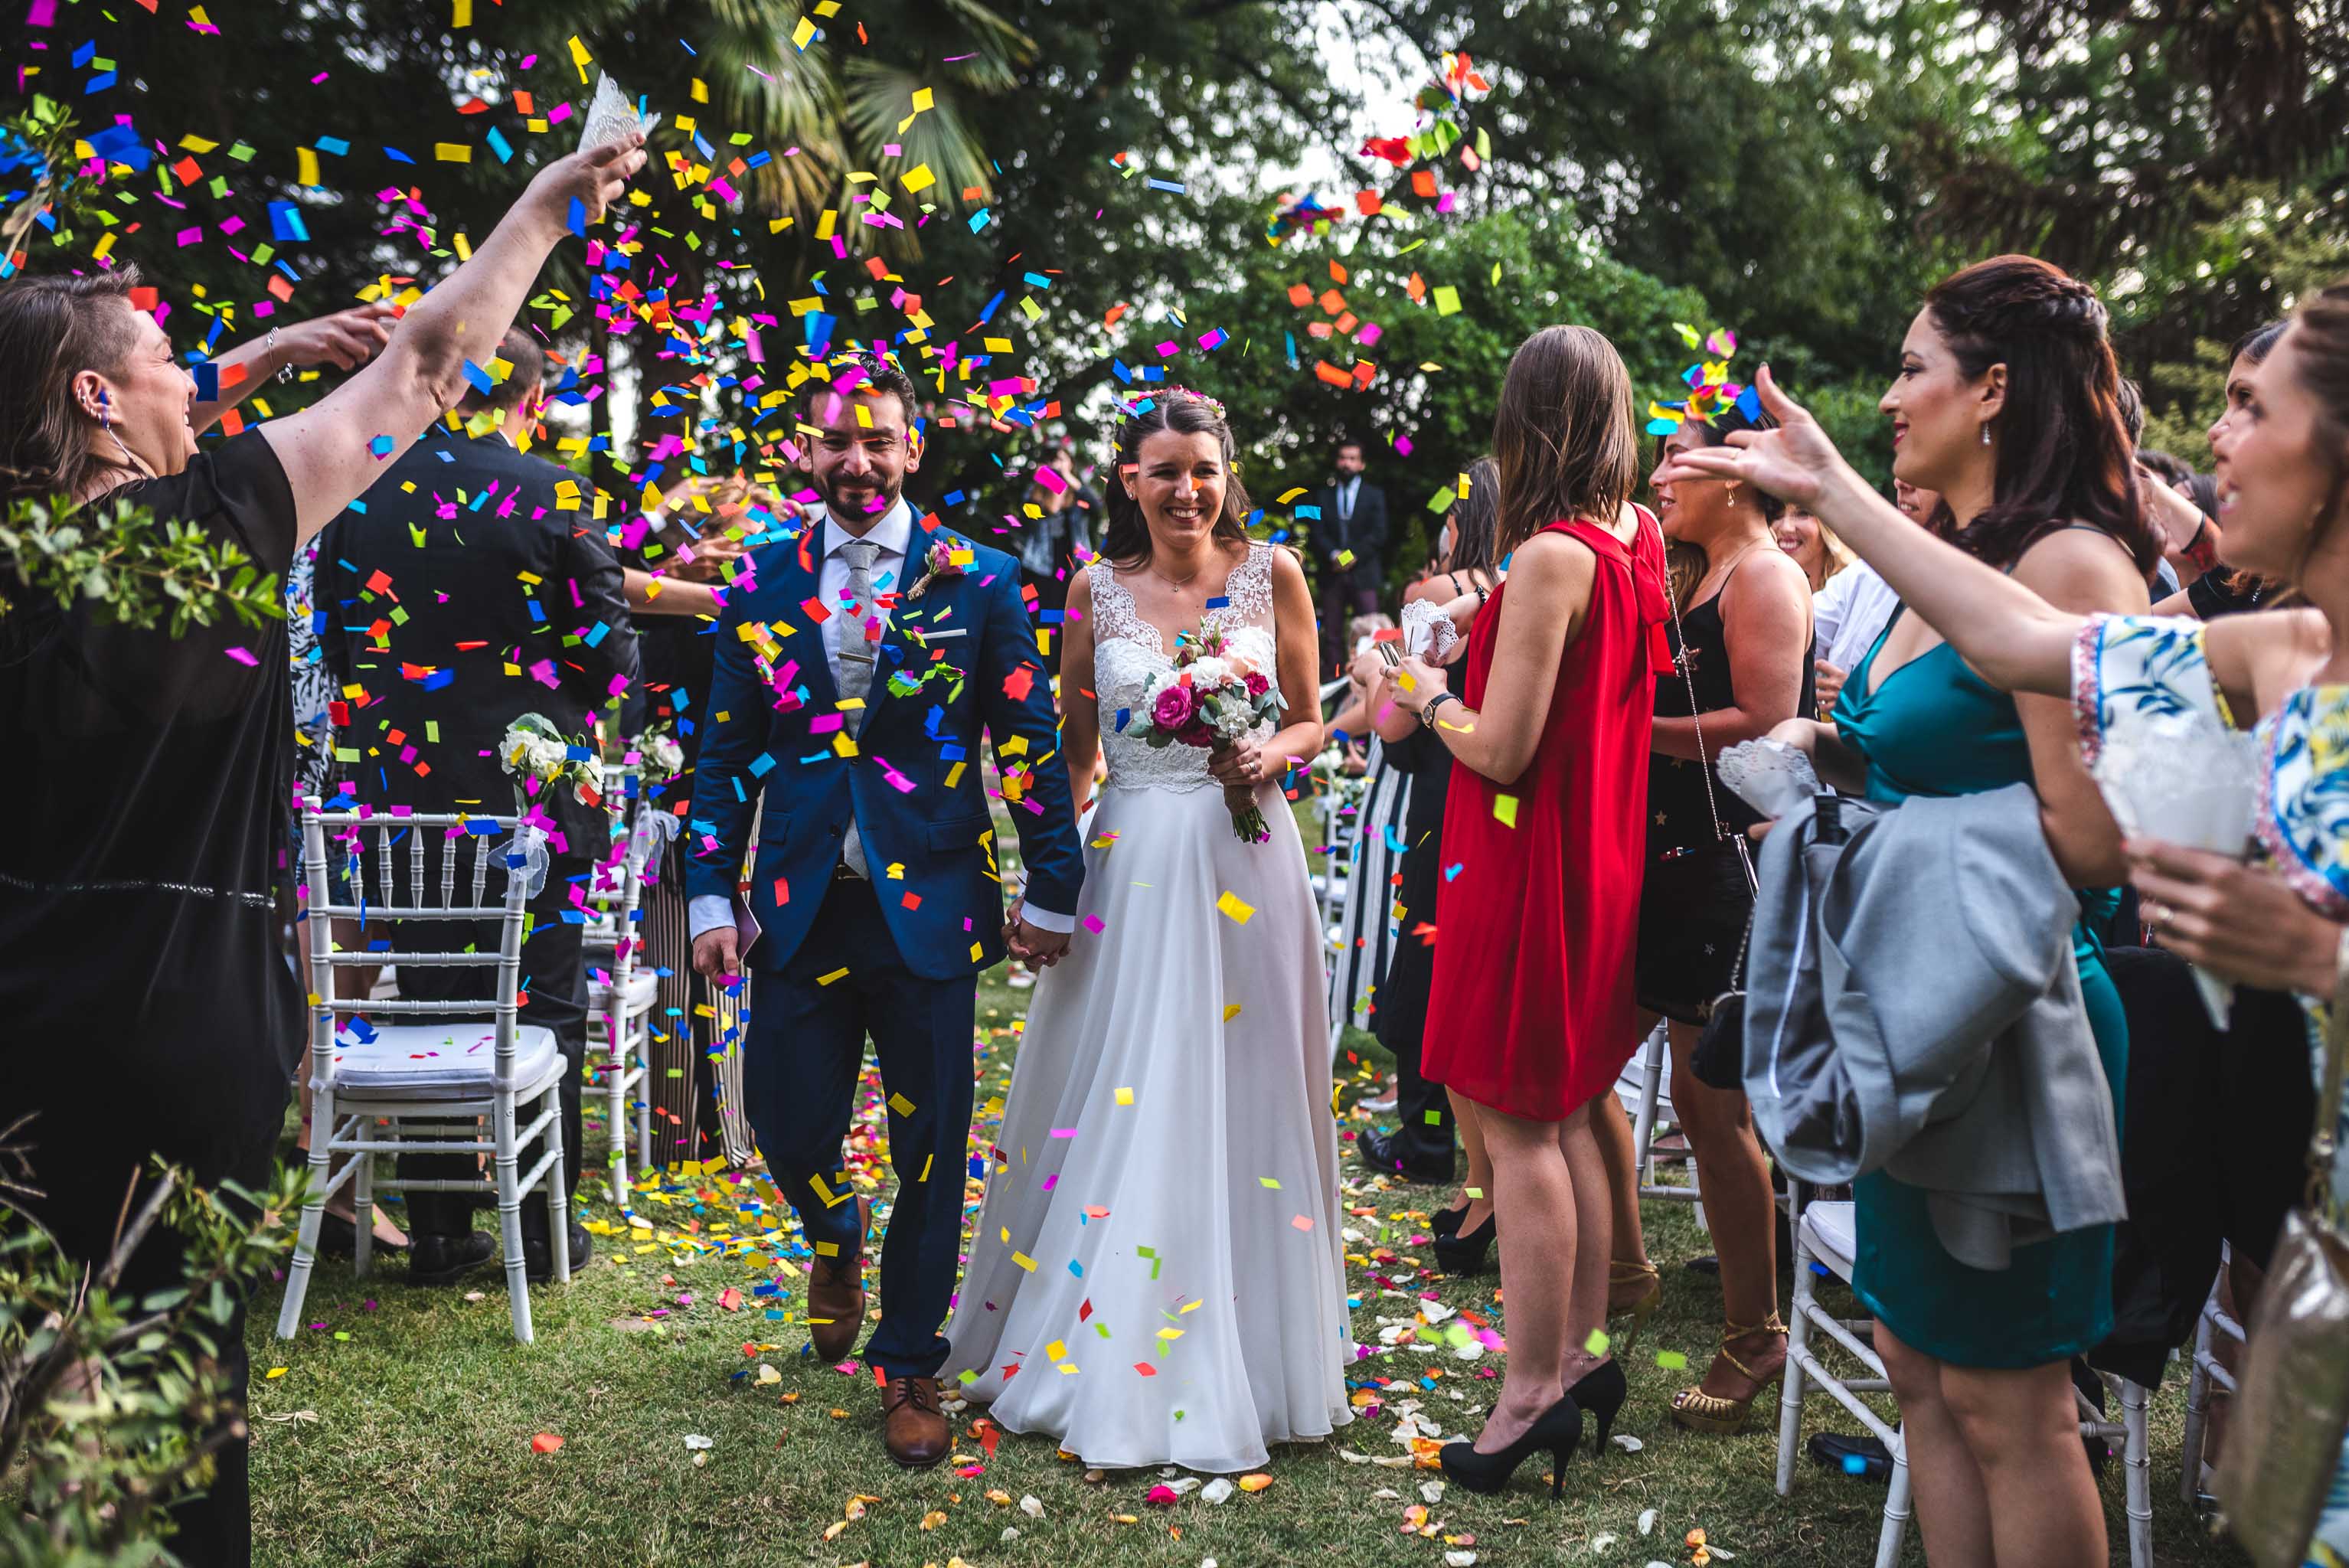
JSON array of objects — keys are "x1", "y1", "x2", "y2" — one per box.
[{"x1": 1147, "y1": 558, "x2": 1205, "y2": 591}]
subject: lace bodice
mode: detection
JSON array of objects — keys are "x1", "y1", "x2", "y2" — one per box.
[{"x1": 1090, "y1": 544, "x2": 1282, "y2": 795}]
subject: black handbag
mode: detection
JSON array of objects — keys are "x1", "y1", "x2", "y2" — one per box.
[{"x1": 1634, "y1": 544, "x2": 1760, "y2": 1034}]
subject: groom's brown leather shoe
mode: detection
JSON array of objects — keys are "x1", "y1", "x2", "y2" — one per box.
[
  {"x1": 805, "y1": 1197, "x2": 869, "y2": 1362},
  {"x1": 881, "y1": 1374, "x2": 950, "y2": 1468}
]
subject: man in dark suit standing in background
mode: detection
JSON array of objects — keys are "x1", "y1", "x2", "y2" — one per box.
[
  {"x1": 319, "y1": 326, "x2": 639, "y2": 1288},
  {"x1": 1309, "y1": 437, "x2": 1388, "y2": 672}
]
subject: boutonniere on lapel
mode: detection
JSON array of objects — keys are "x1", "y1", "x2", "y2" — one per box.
[{"x1": 905, "y1": 536, "x2": 973, "y2": 600}]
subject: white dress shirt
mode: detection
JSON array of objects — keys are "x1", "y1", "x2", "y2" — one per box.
[
  {"x1": 688, "y1": 497, "x2": 1073, "y2": 942},
  {"x1": 1814, "y1": 560, "x2": 1902, "y2": 680}
]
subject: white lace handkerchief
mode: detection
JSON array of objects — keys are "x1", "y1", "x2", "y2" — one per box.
[
  {"x1": 2088, "y1": 707, "x2": 2259, "y2": 1026},
  {"x1": 1717, "y1": 737, "x2": 1822, "y2": 820},
  {"x1": 1400, "y1": 597, "x2": 1459, "y2": 662},
  {"x1": 579, "y1": 73, "x2": 657, "y2": 153}
]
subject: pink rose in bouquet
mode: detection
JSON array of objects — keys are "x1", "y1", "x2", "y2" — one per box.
[{"x1": 1122, "y1": 626, "x2": 1284, "y2": 842}]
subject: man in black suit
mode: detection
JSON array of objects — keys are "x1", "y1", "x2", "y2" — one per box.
[
  {"x1": 319, "y1": 327, "x2": 639, "y2": 1285},
  {"x1": 1310, "y1": 438, "x2": 1389, "y2": 672}
]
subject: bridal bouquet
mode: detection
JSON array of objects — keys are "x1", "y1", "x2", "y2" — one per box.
[
  {"x1": 1122, "y1": 626, "x2": 1282, "y2": 843},
  {"x1": 500, "y1": 712, "x2": 606, "y2": 811}
]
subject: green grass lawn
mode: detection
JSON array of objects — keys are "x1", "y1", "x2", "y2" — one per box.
[{"x1": 244, "y1": 796, "x2": 2245, "y2": 1566}]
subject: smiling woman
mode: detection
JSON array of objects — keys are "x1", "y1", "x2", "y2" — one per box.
[{"x1": 0, "y1": 132, "x2": 647, "y2": 1568}]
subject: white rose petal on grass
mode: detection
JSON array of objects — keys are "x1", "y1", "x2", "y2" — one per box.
[
  {"x1": 1200, "y1": 1478, "x2": 1235, "y2": 1504},
  {"x1": 1610, "y1": 1433, "x2": 1644, "y2": 1453},
  {"x1": 1445, "y1": 1553, "x2": 1478, "y2": 1567},
  {"x1": 1638, "y1": 1508, "x2": 1659, "y2": 1536},
  {"x1": 1001, "y1": 1528, "x2": 1021, "y2": 1544},
  {"x1": 1018, "y1": 1495, "x2": 1046, "y2": 1519},
  {"x1": 1418, "y1": 1480, "x2": 1446, "y2": 1504},
  {"x1": 681, "y1": 1434, "x2": 714, "y2": 1450},
  {"x1": 1591, "y1": 1534, "x2": 1616, "y2": 1553},
  {"x1": 1165, "y1": 1476, "x2": 1201, "y2": 1497}
]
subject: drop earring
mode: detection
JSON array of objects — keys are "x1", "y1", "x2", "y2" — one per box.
[{"x1": 1980, "y1": 423, "x2": 1992, "y2": 447}]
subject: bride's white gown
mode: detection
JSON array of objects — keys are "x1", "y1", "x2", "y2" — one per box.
[{"x1": 943, "y1": 544, "x2": 1355, "y2": 1472}]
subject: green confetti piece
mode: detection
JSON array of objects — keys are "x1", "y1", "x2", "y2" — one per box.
[
  {"x1": 1656, "y1": 1350, "x2": 1689, "y2": 1371},
  {"x1": 1584, "y1": 1328, "x2": 1611, "y2": 1355}
]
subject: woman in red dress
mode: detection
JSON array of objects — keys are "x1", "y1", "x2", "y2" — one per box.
[{"x1": 1391, "y1": 325, "x2": 1668, "y2": 1495}]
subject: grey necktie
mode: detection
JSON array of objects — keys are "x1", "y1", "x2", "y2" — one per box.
[{"x1": 836, "y1": 537, "x2": 880, "y2": 878}]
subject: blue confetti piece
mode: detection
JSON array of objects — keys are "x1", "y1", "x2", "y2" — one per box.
[
  {"x1": 368, "y1": 434, "x2": 394, "y2": 458},
  {"x1": 384, "y1": 145, "x2": 416, "y2": 165},
  {"x1": 460, "y1": 358, "x2": 494, "y2": 394},
  {"x1": 315, "y1": 136, "x2": 350, "y2": 156},
  {"x1": 1204, "y1": 595, "x2": 1230, "y2": 610},
  {"x1": 1145, "y1": 177, "x2": 1186, "y2": 193},
  {"x1": 1443, "y1": 862, "x2": 1464, "y2": 881},
  {"x1": 485, "y1": 126, "x2": 514, "y2": 165},
  {"x1": 268, "y1": 201, "x2": 310, "y2": 243},
  {"x1": 567, "y1": 196, "x2": 586, "y2": 237},
  {"x1": 191, "y1": 361, "x2": 219, "y2": 401}
]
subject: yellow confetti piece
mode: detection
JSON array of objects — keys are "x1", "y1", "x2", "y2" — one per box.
[
  {"x1": 1492, "y1": 794, "x2": 1519, "y2": 828},
  {"x1": 900, "y1": 162, "x2": 936, "y2": 194},
  {"x1": 1258, "y1": 1176, "x2": 1282, "y2": 1189},
  {"x1": 790, "y1": 15, "x2": 816, "y2": 49},
  {"x1": 816, "y1": 966, "x2": 849, "y2": 986},
  {"x1": 1011, "y1": 1251, "x2": 1037, "y2": 1271},
  {"x1": 435, "y1": 143, "x2": 472, "y2": 164},
  {"x1": 452, "y1": 0, "x2": 471, "y2": 24},
  {"x1": 1114, "y1": 1086, "x2": 1134, "y2": 1106},
  {"x1": 1433, "y1": 285, "x2": 1463, "y2": 315},
  {"x1": 296, "y1": 146, "x2": 320, "y2": 188},
  {"x1": 264, "y1": 1367, "x2": 288, "y2": 1380},
  {"x1": 912, "y1": 87, "x2": 936, "y2": 111},
  {"x1": 1216, "y1": 891, "x2": 1255, "y2": 924},
  {"x1": 1223, "y1": 1002, "x2": 1242, "y2": 1021},
  {"x1": 887, "y1": 1092, "x2": 916, "y2": 1117}
]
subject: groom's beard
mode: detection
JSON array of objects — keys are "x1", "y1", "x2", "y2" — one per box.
[{"x1": 820, "y1": 471, "x2": 902, "y2": 522}]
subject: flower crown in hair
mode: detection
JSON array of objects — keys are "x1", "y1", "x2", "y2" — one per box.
[{"x1": 1645, "y1": 324, "x2": 1757, "y2": 436}]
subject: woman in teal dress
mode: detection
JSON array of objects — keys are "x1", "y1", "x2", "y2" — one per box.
[
  {"x1": 1833, "y1": 610, "x2": 2132, "y2": 1366},
  {"x1": 1659, "y1": 256, "x2": 2164, "y2": 1566},
  {"x1": 1659, "y1": 274, "x2": 2349, "y2": 1566}
]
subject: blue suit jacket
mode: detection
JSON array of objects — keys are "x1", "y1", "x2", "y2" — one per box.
[{"x1": 682, "y1": 516, "x2": 1085, "y2": 980}]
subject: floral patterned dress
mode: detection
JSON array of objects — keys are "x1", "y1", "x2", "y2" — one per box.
[{"x1": 2075, "y1": 614, "x2": 2349, "y2": 1566}]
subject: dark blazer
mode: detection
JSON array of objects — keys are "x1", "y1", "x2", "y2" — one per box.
[
  {"x1": 318, "y1": 426, "x2": 639, "y2": 852},
  {"x1": 681, "y1": 519, "x2": 1084, "y2": 981},
  {"x1": 1309, "y1": 477, "x2": 1390, "y2": 595}
]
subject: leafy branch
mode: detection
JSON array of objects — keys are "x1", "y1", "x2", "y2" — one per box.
[
  {"x1": 0, "y1": 493, "x2": 284, "y2": 638},
  {"x1": 0, "y1": 1125, "x2": 304, "y2": 1566}
]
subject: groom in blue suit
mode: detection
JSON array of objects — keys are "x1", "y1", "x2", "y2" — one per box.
[{"x1": 688, "y1": 351, "x2": 1083, "y2": 1467}]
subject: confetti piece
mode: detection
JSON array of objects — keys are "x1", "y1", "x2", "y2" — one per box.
[
  {"x1": 529, "y1": 1433, "x2": 564, "y2": 1454},
  {"x1": 1215, "y1": 891, "x2": 1255, "y2": 923}
]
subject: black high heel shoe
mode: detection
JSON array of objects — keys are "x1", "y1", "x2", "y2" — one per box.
[
  {"x1": 1430, "y1": 1213, "x2": 1496, "y2": 1276},
  {"x1": 1429, "y1": 1202, "x2": 1469, "y2": 1239},
  {"x1": 1569, "y1": 1358, "x2": 1627, "y2": 1452},
  {"x1": 1439, "y1": 1395, "x2": 1584, "y2": 1498}
]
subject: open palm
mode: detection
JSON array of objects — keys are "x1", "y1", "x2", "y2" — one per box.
[{"x1": 1654, "y1": 364, "x2": 1855, "y2": 513}]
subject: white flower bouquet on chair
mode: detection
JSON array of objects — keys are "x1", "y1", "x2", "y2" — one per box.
[{"x1": 500, "y1": 711, "x2": 606, "y2": 812}]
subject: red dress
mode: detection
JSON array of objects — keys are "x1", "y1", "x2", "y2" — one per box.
[{"x1": 1423, "y1": 513, "x2": 1670, "y2": 1121}]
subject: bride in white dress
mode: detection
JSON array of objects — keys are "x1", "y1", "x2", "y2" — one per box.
[{"x1": 943, "y1": 389, "x2": 1355, "y2": 1472}]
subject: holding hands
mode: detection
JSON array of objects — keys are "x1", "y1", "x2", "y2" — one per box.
[{"x1": 1003, "y1": 897, "x2": 1071, "y2": 972}]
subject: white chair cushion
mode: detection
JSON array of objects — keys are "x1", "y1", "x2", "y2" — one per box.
[
  {"x1": 329, "y1": 1023, "x2": 560, "y2": 1098},
  {"x1": 1801, "y1": 1200, "x2": 1858, "y2": 1282},
  {"x1": 602, "y1": 969, "x2": 658, "y2": 1009}
]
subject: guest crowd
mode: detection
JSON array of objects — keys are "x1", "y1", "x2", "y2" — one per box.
[{"x1": 2, "y1": 114, "x2": 2346, "y2": 1568}]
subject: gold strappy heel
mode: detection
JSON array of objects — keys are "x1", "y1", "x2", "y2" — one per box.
[
  {"x1": 1608, "y1": 1260, "x2": 1662, "y2": 1354},
  {"x1": 1668, "y1": 1312, "x2": 1788, "y2": 1435}
]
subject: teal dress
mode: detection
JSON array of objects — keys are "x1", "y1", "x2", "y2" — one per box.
[{"x1": 1831, "y1": 609, "x2": 2128, "y2": 1367}]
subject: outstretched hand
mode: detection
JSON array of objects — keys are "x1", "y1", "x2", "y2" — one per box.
[
  {"x1": 1651, "y1": 364, "x2": 1857, "y2": 513},
  {"x1": 524, "y1": 132, "x2": 649, "y2": 237},
  {"x1": 273, "y1": 303, "x2": 400, "y2": 372}
]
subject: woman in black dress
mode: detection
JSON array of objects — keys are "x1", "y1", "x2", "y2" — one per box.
[
  {"x1": 0, "y1": 135, "x2": 645, "y2": 1566},
  {"x1": 1591, "y1": 404, "x2": 1816, "y2": 1433},
  {"x1": 1356, "y1": 459, "x2": 1503, "y2": 1269}
]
